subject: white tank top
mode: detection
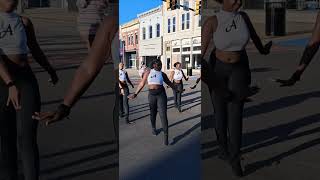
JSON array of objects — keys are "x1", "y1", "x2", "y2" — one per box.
[
  {"x1": 173, "y1": 68, "x2": 183, "y2": 81},
  {"x1": 119, "y1": 69, "x2": 127, "y2": 81},
  {"x1": 148, "y1": 69, "x2": 163, "y2": 85},
  {"x1": 0, "y1": 12, "x2": 29, "y2": 55},
  {"x1": 213, "y1": 10, "x2": 250, "y2": 51}
]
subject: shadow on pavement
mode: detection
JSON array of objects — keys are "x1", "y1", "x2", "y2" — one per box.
[
  {"x1": 40, "y1": 149, "x2": 117, "y2": 175},
  {"x1": 244, "y1": 91, "x2": 320, "y2": 118},
  {"x1": 40, "y1": 140, "x2": 116, "y2": 159},
  {"x1": 47, "y1": 163, "x2": 118, "y2": 180},
  {"x1": 201, "y1": 91, "x2": 320, "y2": 176}
]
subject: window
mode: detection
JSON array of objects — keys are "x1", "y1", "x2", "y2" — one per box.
[
  {"x1": 198, "y1": 15, "x2": 201, "y2": 27},
  {"x1": 168, "y1": 18, "x2": 171, "y2": 33},
  {"x1": 149, "y1": 25, "x2": 152, "y2": 39},
  {"x1": 135, "y1": 33, "x2": 138, "y2": 44},
  {"x1": 127, "y1": 36, "x2": 130, "y2": 45},
  {"x1": 193, "y1": 46, "x2": 201, "y2": 51},
  {"x1": 182, "y1": 14, "x2": 185, "y2": 30},
  {"x1": 156, "y1": 24, "x2": 160, "y2": 37},
  {"x1": 166, "y1": 46, "x2": 170, "y2": 51},
  {"x1": 186, "y1": 13, "x2": 190, "y2": 29},
  {"x1": 142, "y1": 27, "x2": 146, "y2": 40},
  {"x1": 173, "y1": 17, "x2": 176, "y2": 32},
  {"x1": 183, "y1": 0, "x2": 189, "y2": 11},
  {"x1": 183, "y1": 47, "x2": 191, "y2": 52},
  {"x1": 131, "y1": 35, "x2": 134, "y2": 45},
  {"x1": 173, "y1": 48, "x2": 180, "y2": 52}
]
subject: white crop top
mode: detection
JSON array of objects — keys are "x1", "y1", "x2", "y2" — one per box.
[
  {"x1": 173, "y1": 68, "x2": 183, "y2": 81},
  {"x1": 147, "y1": 69, "x2": 163, "y2": 85},
  {"x1": 119, "y1": 69, "x2": 127, "y2": 82},
  {"x1": 213, "y1": 10, "x2": 250, "y2": 52},
  {"x1": 0, "y1": 12, "x2": 29, "y2": 55}
]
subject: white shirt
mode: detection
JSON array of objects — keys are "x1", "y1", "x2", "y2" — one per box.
[
  {"x1": 147, "y1": 69, "x2": 163, "y2": 85},
  {"x1": 173, "y1": 68, "x2": 183, "y2": 81},
  {"x1": 119, "y1": 69, "x2": 127, "y2": 82}
]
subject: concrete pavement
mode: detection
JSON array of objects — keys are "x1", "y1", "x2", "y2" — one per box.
[
  {"x1": 119, "y1": 70, "x2": 201, "y2": 180},
  {"x1": 202, "y1": 36, "x2": 320, "y2": 180}
]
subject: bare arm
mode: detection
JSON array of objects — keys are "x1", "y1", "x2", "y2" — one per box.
[
  {"x1": 63, "y1": 16, "x2": 118, "y2": 107},
  {"x1": 169, "y1": 70, "x2": 174, "y2": 82},
  {"x1": 0, "y1": 59, "x2": 13, "y2": 84},
  {"x1": 201, "y1": 16, "x2": 216, "y2": 59},
  {"x1": 0, "y1": 58, "x2": 21, "y2": 109},
  {"x1": 133, "y1": 69, "x2": 149, "y2": 95}
]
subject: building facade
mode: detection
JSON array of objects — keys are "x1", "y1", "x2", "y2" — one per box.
[
  {"x1": 120, "y1": 19, "x2": 140, "y2": 69},
  {"x1": 162, "y1": 0, "x2": 201, "y2": 70},
  {"x1": 138, "y1": 6, "x2": 163, "y2": 68}
]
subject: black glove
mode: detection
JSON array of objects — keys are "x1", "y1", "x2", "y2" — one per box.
[
  {"x1": 261, "y1": 41, "x2": 272, "y2": 55},
  {"x1": 49, "y1": 71, "x2": 59, "y2": 85},
  {"x1": 276, "y1": 70, "x2": 302, "y2": 87},
  {"x1": 56, "y1": 104, "x2": 71, "y2": 120}
]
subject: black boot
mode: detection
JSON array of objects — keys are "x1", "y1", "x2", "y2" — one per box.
[
  {"x1": 164, "y1": 133, "x2": 169, "y2": 146},
  {"x1": 230, "y1": 159, "x2": 244, "y2": 177}
]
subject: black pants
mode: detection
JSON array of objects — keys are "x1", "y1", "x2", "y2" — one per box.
[
  {"x1": 119, "y1": 85, "x2": 129, "y2": 122},
  {"x1": 148, "y1": 87, "x2": 168, "y2": 135},
  {"x1": 0, "y1": 60, "x2": 40, "y2": 180},
  {"x1": 211, "y1": 59, "x2": 249, "y2": 163},
  {"x1": 173, "y1": 82, "x2": 183, "y2": 110}
]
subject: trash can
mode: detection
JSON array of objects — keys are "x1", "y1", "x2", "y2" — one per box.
[
  {"x1": 187, "y1": 67, "x2": 192, "y2": 76},
  {"x1": 265, "y1": 0, "x2": 286, "y2": 36}
]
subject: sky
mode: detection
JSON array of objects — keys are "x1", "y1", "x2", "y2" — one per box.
[{"x1": 120, "y1": 0, "x2": 163, "y2": 25}]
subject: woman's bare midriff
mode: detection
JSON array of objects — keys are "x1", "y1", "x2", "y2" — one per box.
[
  {"x1": 216, "y1": 49, "x2": 241, "y2": 64},
  {"x1": 1, "y1": 54, "x2": 29, "y2": 67},
  {"x1": 174, "y1": 80, "x2": 182, "y2": 84},
  {"x1": 148, "y1": 84, "x2": 163, "y2": 90}
]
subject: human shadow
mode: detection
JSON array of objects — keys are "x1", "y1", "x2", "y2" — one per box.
[
  {"x1": 250, "y1": 67, "x2": 279, "y2": 73},
  {"x1": 40, "y1": 149, "x2": 117, "y2": 174},
  {"x1": 46, "y1": 163, "x2": 118, "y2": 180},
  {"x1": 244, "y1": 91, "x2": 320, "y2": 118},
  {"x1": 171, "y1": 123, "x2": 201, "y2": 145},
  {"x1": 201, "y1": 112, "x2": 320, "y2": 175},
  {"x1": 40, "y1": 140, "x2": 116, "y2": 159},
  {"x1": 245, "y1": 137, "x2": 320, "y2": 176}
]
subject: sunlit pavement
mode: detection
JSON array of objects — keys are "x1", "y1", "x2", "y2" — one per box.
[
  {"x1": 202, "y1": 38, "x2": 320, "y2": 180},
  {"x1": 119, "y1": 70, "x2": 201, "y2": 180}
]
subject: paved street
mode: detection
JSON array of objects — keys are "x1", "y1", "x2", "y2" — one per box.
[
  {"x1": 202, "y1": 36, "x2": 320, "y2": 180},
  {"x1": 119, "y1": 70, "x2": 201, "y2": 180},
  {"x1": 1, "y1": 8, "x2": 118, "y2": 180}
]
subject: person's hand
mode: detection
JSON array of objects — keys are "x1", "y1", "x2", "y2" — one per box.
[
  {"x1": 128, "y1": 93, "x2": 137, "y2": 99},
  {"x1": 262, "y1": 41, "x2": 273, "y2": 55},
  {"x1": 186, "y1": 76, "x2": 189, "y2": 81},
  {"x1": 7, "y1": 85, "x2": 21, "y2": 110},
  {"x1": 32, "y1": 104, "x2": 70, "y2": 126},
  {"x1": 120, "y1": 88, "x2": 124, "y2": 95},
  {"x1": 48, "y1": 72, "x2": 59, "y2": 86},
  {"x1": 274, "y1": 70, "x2": 302, "y2": 87},
  {"x1": 131, "y1": 84, "x2": 134, "y2": 89}
]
